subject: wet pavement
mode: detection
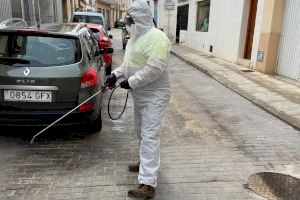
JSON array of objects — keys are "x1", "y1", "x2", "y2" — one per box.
[{"x1": 0, "y1": 29, "x2": 299, "y2": 200}]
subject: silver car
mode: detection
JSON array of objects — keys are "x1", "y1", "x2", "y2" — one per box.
[
  {"x1": 0, "y1": 21, "x2": 112, "y2": 132},
  {"x1": 72, "y1": 10, "x2": 109, "y2": 30}
]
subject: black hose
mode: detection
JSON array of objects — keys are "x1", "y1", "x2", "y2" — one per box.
[{"x1": 107, "y1": 85, "x2": 129, "y2": 120}]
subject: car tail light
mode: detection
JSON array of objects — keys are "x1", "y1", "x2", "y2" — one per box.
[
  {"x1": 80, "y1": 68, "x2": 98, "y2": 88},
  {"x1": 79, "y1": 102, "x2": 95, "y2": 112}
]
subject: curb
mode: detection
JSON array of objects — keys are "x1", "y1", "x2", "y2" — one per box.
[{"x1": 171, "y1": 50, "x2": 300, "y2": 131}]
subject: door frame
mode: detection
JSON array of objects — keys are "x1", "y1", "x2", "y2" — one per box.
[{"x1": 244, "y1": 0, "x2": 258, "y2": 59}]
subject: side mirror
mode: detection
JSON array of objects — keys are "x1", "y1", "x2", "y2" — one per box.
[
  {"x1": 95, "y1": 48, "x2": 114, "y2": 56},
  {"x1": 108, "y1": 34, "x2": 113, "y2": 39}
]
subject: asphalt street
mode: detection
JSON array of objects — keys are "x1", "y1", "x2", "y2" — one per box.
[{"x1": 0, "y1": 28, "x2": 299, "y2": 200}]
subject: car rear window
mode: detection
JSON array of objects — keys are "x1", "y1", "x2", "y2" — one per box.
[
  {"x1": 89, "y1": 28, "x2": 100, "y2": 41},
  {"x1": 0, "y1": 33, "x2": 82, "y2": 67},
  {"x1": 72, "y1": 15, "x2": 104, "y2": 26}
]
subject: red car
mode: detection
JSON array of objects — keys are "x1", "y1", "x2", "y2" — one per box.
[{"x1": 86, "y1": 24, "x2": 113, "y2": 75}]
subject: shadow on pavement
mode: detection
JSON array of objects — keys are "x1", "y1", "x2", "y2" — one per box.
[{"x1": 0, "y1": 125, "x2": 96, "y2": 144}]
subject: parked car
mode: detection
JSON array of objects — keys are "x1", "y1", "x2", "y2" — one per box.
[
  {"x1": 86, "y1": 24, "x2": 113, "y2": 75},
  {"x1": 71, "y1": 10, "x2": 110, "y2": 31},
  {"x1": 0, "y1": 21, "x2": 112, "y2": 132},
  {"x1": 114, "y1": 19, "x2": 124, "y2": 28}
]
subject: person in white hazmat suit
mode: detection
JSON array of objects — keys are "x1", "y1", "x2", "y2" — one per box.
[{"x1": 105, "y1": 0, "x2": 171, "y2": 198}]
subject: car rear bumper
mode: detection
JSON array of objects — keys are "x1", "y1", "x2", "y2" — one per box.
[{"x1": 0, "y1": 109, "x2": 99, "y2": 127}]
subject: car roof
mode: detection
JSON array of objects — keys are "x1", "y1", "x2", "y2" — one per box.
[
  {"x1": 74, "y1": 11, "x2": 104, "y2": 17},
  {"x1": 0, "y1": 23, "x2": 88, "y2": 38},
  {"x1": 41, "y1": 23, "x2": 91, "y2": 37}
]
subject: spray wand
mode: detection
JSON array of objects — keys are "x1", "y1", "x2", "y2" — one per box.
[{"x1": 30, "y1": 84, "x2": 129, "y2": 144}]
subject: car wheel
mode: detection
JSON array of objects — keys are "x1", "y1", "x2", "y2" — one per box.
[
  {"x1": 85, "y1": 111, "x2": 102, "y2": 133},
  {"x1": 123, "y1": 42, "x2": 126, "y2": 50},
  {"x1": 106, "y1": 65, "x2": 111, "y2": 75}
]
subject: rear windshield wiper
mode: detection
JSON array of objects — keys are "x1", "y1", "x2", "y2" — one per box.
[{"x1": 0, "y1": 57, "x2": 31, "y2": 65}]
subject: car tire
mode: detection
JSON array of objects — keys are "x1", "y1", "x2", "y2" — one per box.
[
  {"x1": 85, "y1": 111, "x2": 102, "y2": 133},
  {"x1": 106, "y1": 65, "x2": 111, "y2": 75},
  {"x1": 123, "y1": 42, "x2": 126, "y2": 50}
]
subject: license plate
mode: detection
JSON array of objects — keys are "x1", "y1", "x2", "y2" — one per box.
[{"x1": 4, "y1": 90, "x2": 52, "y2": 102}]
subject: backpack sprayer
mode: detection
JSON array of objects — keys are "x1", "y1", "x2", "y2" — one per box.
[{"x1": 30, "y1": 83, "x2": 129, "y2": 144}]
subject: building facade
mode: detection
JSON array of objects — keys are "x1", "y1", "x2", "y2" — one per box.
[
  {"x1": 0, "y1": 0, "x2": 63, "y2": 25},
  {"x1": 257, "y1": 0, "x2": 300, "y2": 80},
  {"x1": 149, "y1": 0, "x2": 177, "y2": 43},
  {"x1": 173, "y1": 0, "x2": 265, "y2": 67},
  {"x1": 153, "y1": 0, "x2": 299, "y2": 80}
]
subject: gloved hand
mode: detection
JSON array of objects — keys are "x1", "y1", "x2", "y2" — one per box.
[
  {"x1": 105, "y1": 73, "x2": 117, "y2": 88},
  {"x1": 120, "y1": 80, "x2": 131, "y2": 89}
]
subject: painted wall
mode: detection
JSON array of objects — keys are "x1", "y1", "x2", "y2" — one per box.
[
  {"x1": 180, "y1": 0, "x2": 249, "y2": 62},
  {"x1": 150, "y1": 0, "x2": 177, "y2": 44},
  {"x1": 56, "y1": 0, "x2": 63, "y2": 23},
  {"x1": 0, "y1": 0, "x2": 12, "y2": 22},
  {"x1": 39, "y1": 0, "x2": 55, "y2": 23}
]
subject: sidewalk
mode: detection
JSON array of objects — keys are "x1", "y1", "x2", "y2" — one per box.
[{"x1": 171, "y1": 45, "x2": 300, "y2": 130}]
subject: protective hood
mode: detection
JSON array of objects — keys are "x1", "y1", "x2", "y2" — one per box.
[{"x1": 127, "y1": 0, "x2": 154, "y2": 41}]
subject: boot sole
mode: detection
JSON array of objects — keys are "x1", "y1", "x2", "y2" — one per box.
[{"x1": 128, "y1": 191, "x2": 154, "y2": 199}]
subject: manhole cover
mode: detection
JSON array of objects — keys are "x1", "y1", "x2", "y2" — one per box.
[{"x1": 244, "y1": 172, "x2": 300, "y2": 200}]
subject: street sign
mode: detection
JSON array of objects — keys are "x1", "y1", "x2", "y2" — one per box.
[{"x1": 165, "y1": 0, "x2": 175, "y2": 10}]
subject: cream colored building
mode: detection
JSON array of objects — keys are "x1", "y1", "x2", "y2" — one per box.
[
  {"x1": 153, "y1": 0, "x2": 299, "y2": 80},
  {"x1": 0, "y1": 0, "x2": 63, "y2": 25},
  {"x1": 62, "y1": 0, "x2": 132, "y2": 29}
]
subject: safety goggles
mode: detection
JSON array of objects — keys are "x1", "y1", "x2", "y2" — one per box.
[{"x1": 125, "y1": 15, "x2": 135, "y2": 25}]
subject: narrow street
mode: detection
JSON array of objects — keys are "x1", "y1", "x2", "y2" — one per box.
[{"x1": 0, "y1": 29, "x2": 299, "y2": 200}]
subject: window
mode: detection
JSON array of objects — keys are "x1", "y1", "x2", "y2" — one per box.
[
  {"x1": 196, "y1": 0, "x2": 210, "y2": 32},
  {"x1": 0, "y1": 34, "x2": 81, "y2": 67},
  {"x1": 72, "y1": 15, "x2": 104, "y2": 26}
]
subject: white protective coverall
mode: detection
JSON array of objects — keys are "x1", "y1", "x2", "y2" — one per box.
[{"x1": 113, "y1": 0, "x2": 171, "y2": 187}]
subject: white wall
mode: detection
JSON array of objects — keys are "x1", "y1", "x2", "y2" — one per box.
[
  {"x1": 56, "y1": 0, "x2": 63, "y2": 23},
  {"x1": 150, "y1": 0, "x2": 177, "y2": 44},
  {"x1": 0, "y1": 0, "x2": 12, "y2": 22},
  {"x1": 250, "y1": 0, "x2": 265, "y2": 68},
  {"x1": 182, "y1": 0, "x2": 249, "y2": 62}
]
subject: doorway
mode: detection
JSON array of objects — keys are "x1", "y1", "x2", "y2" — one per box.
[
  {"x1": 244, "y1": 0, "x2": 258, "y2": 59},
  {"x1": 176, "y1": 4, "x2": 189, "y2": 44}
]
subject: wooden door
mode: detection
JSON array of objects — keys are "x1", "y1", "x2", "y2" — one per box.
[{"x1": 244, "y1": 0, "x2": 258, "y2": 59}]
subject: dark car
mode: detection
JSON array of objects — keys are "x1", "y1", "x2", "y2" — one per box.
[
  {"x1": 0, "y1": 20, "x2": 112, "y2": 132},
  {"x1": 114, "y1": 19, "x2": 124, "y2": 28}
]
